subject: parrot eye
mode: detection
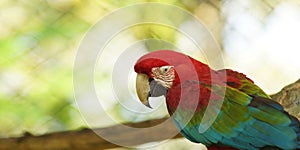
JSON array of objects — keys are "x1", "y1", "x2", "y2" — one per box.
[
  {"x1": 151, "y1": 66, "x2": 175, "y2": 89},
  {"x1": 159, "y1": 66, "x2": 173, "y2": 74}
]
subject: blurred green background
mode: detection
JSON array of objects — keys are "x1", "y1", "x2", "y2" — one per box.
[
  {"x1": 1, "y1": 0, "x2": 300, "y2": 149},
  {"x1": 0, "y1": 0, "x2": 202, "y2": 138}
]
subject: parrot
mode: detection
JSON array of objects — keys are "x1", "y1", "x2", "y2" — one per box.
[{"x1": 134, "y1": 50, "x2": 300, "y2": 150}]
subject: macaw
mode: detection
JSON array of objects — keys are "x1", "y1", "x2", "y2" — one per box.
[{"x1": 134, "y1": 50, "x2": 300, "y2": 150}]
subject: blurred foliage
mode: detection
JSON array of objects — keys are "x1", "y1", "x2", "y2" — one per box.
[
  {"x1": 0, "y1": 0, "x2": 91, "y2": 136},
  {"x1": 132, "y1": 24, "x2": 177, "y2": 50},
  {"x1": 0, "y1": 0, "x2": 201, "y2": 137}
]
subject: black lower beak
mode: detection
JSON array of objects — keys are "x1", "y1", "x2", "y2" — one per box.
[
  {"x1": 144, "y1": 100, "x2": 152, "y2": 108},
  {"x1": 149, "y1": 79, "x2": 167, "y2": 98}
]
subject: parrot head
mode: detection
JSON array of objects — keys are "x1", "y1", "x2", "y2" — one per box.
[{"x1": 134, "y1": 50, "x2": 202, "y2": 108}]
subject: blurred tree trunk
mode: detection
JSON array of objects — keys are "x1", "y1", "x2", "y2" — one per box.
[{"x1": 0, "y1": 79, "x2": 299, "y2": 150}]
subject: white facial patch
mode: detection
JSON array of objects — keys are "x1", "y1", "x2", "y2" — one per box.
[{"x1": 151, "y1": 66, "x2": 175, "y2": 89}]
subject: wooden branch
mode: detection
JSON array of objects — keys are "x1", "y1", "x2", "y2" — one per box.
[
  {"x1": 271, "y1": 79, "x2": 300, "y2": 120},
  {"x1": 0, "y1": 118, "x2": 182, "y2": 150},
  {"x1": 0, "y1": 79, "x2": 300, "y2": 149}
]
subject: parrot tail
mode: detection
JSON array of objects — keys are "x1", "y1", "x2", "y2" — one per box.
[
  {"x1": 281, "y1": 106, "x2": 300, "y2": 149},
  {"x1": 285, "y1": 108, "x2": 300, "y2": 149},
  {"x1": 250, "y1": 96, "x2": 300, "y2": 149},
  {"x1": 290, "y1": 115, "x2": 300, "y2": 149},
  {"x1": 207, "y1": 145, "x2": 238, "y2": 150}
]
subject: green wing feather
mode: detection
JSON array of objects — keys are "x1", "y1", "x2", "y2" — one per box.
[
  {"x1": 172, "y1": 75, "x2": 299, "y2": 149},
  {"x1": 211, "y1": 83, "x2": 298, "y2": 149}
]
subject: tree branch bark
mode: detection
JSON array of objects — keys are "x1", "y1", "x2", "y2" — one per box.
[
  {"x1": 0, "y1": 118, "x2": 182, "y2": 150},
  {"x1": 271, "y1": 79, "x2": 300, "y2": 120},
  {"x1": 1, "y1": 79, "x2": 300, "y2": 150}
]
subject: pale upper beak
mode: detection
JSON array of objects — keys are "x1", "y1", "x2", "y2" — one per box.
[{"x1": 136, "y1": 73, "x2": 152, "y2": 108}]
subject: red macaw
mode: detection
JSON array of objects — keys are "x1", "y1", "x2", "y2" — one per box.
[{"x1": 134, "y1": 50, "x2": 300, "y2": 150}]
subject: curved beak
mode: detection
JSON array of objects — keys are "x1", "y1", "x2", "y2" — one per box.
[{"x1": 136, "y1": 73, "x2": 152, "y2": 108}]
